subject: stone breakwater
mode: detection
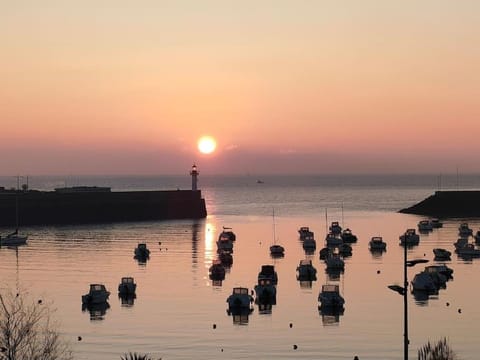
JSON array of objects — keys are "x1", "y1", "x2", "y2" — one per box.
[
  {"x1": 399, "y1": 190, "x2": 480, "y2": 218},
  {"x1": 0, "y1": 189, "x2": 207, "y2": 226}
]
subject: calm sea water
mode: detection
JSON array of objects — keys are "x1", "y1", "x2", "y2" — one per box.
[{"x1": 1, "y1": 174, "x2": 480, "y2": 359}]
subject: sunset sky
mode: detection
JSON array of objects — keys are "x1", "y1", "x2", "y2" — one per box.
[{"x1": 1, "y1": 1, "x2": 479, "y2": 175}]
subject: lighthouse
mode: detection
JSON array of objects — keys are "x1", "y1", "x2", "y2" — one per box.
[{"x1": 190, "y1": 164, "x2": 199, "y2": 191}]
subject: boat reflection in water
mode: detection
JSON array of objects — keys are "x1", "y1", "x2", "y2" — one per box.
[
  {"x1": 82, "y1": 302, "x2": 110, "y2": 321},
  {"x1": 257, "y1": 303, "x2": 273, "y2": 315},
  {"x1": 119, "y1": 294, "x2": 136, "y2": 307},
  {"x1": 319, "y1": 306, "x2": 345, "y2": 325}
]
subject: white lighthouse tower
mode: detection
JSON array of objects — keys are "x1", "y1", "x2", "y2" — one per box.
[{"x1": 190, "y1": 164, "x2": 199, "y2": 191}]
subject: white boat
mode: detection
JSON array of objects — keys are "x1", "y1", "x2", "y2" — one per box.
[
  {"x1": 341, "y1": 228, "x2": 358, "y2": 243},
  {"x1": 82, "y1": 284, "x2": 110, "y2": 304},
  {"x1": 458, "y1": 223, "x2": 473, "y2": 237},
  {"x1": 433, "y1": 248, "x2": 451, "y2": 260},
  {"x1": 417, "y1": 220, "x2": 433, "y2": 232},
  {"x1": 118, "y1": 277, "x2": 137, "y2": 296},
  {"x1": 369, "y1": 236, "x2": 387, "y2": 251},
  {"x1": 296, "y1": 259, "x2": 317, "y2": 280},
  {"x1": 0, "y1": 230, "x2": 28, "y2": 247},
  {"x1": 318, "y1": 284, "x2": 345, "y2": 309},
  {"x1": 254, "y1": 278, "x2": 277, "y2": 304},
  {"x1": 134, "y1": 243, "x2": 150, "y2": 258},
  {"x1": 399, "y1": 229, "x2": 420, "y2": 246},
  {"x1": 226, "y1": 287, "x2": 254, "y2": 312}
]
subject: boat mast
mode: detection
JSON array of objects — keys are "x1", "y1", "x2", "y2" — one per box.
[{"x1": 272, "y1": 208, "x2": 276, "y2": 245}]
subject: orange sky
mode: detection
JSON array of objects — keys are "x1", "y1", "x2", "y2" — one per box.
[{"x1": 1, "y1": 1, "x2": 479, "y2": 175}]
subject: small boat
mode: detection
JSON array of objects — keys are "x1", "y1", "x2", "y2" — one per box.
[
  {"x1": 418, "y1": 220, "x2": 433, "y2": 232},
  {"x1": 324, "y1": 253, "x2": 345, "y2": 270},
  {"x1": 455, "y1": 243, "x2": 480, "y2": 257},
  {"x1": 302, "y1": 236, "x2": 316, "y2": 252},
  {"x1": 219, "y1": 227, "x2": 236, "y2": 242},
  {"x1": 209, "y1": 259, "x2": 226, "y2": 280},
  {"x1": 474, "y1": 231, "x2": 480, "y2": 244},
  {"x1": 134, "y1": 243, "x2": 150, "y2": 258},
  {"x1": 458, "y1": 223, "x2": 473, "y2": 237},
  {"x1": 422, "y1": 267, "x2": 448, "y2": 288},
  {"x1": 399, "y1": 229, "x2": 420, "y2": 246},
  {"x1": 0, "y1": 230, "x2": 28, "y2": 247},
  {"x1": 338, "y1": 243, "x2": 352, "y2": 256},
  {"x1": 318, "y1": 284, "x2": 345, "y2": 309},
  {"x1": 424, "y1": 264, "x2": 453, "y2": 279},
  {"x1": 340, "y1": 228, "x2": 357, "y2": 243},
  {"x1": 254, "y1": 278, "x2": 277, "y2": 305},
  {"x1": 454, "y1": 238, "x2": 468, "y2": 249},
  {"x1": 325, "y1": 233, "x2": 343, "y2": 246},
  {"x1": 411, "y1": 272, "x2": 437, "y2": 292},
  {"x1": 298, "y1": 226, "x2": 313, "y2": 240},
  {"x1": 433, "y1": 248, "x2": 451, "y2": 260},
  {"x1": 430, "y1": 219, "x2": 443, "y2": 228},
  {"x1": 296, "y1": 259, "x2": 317, "y2": 280},
  {"x1": 329, "y1": 221, "x2": 342, "y2": 235},
  {"x1": 258, "y1": 265, "x2": 278, "y2": 285},
  {"x1": 270, "y1": 209, "x2": 284, "y2": 257},
  {"x1": 118, "y1": 277, "x2": 137, "y2": 296},
  {"x1": 369, "y1": 236, "x2": 386, "y2": 251},
  {"x1": 82, "y1": 284, "x2": 110, "y2": 305},
  {"x1": 218, "y1": 250, "x2": 233, "y2": 267},
  {"x1": 270, "y1": 244, "x2": 285, "y2": 257},
  {"x1": 216, "y1": 237, "x2": 234, "y2": 252},
  {"x1": 319, "y1": 247, "x2": 332, "y2": 260},
  {"x1": 226, "y1": 287, "x2": 254, "y2": 313}
]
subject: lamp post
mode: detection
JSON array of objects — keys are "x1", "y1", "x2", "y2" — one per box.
[{"x1": 388, "y1": 241, "x2": 428, "y2": 360}]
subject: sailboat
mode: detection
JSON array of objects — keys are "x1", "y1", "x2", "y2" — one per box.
[
  {"x1": 269, "y1": 208, "x2": 285, "y2": 257},
  {"x1": 0, "y1": 188, "x2": 28, "y2": 247}
]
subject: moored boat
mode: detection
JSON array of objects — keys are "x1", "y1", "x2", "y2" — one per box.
[
  {"x1": 296, "y1": 259, "x2": 317, "y2": 280},
  {"x1": 399, "y1": 228, "x2": 420, "y2": 246},
  {"x1": 209, "y1": 259, "x2": 226, "y2": 280},
  {"x1": 118, "y1": 277, "x2": 137, "y2": 296},
  {"x1": 226, "y1": 287, "x2": 254, "y2": 313},
  {"x1": 254, "y1": 278, "x2": 277, "y2": 305},
  {"x1": 134, "y1": 243, "x2": 150, "y2": 258},
  {"x1": 82, "y1": 284, "x2": 110, "y2": 305},
  {"x1": 258, "y1": 264, "x2": 278, "y2": 285},
  {"x1": 318, "y1": 284, "x2": 345, "y2": 309},
  {"x1": 340, "y1": 228, "x2": 357, "y2": 243},
  {"x1": 369, "y1": 236, "x2": 386, "y2": 251},
  {"x1": 433, "y1": 248, "x2": 451, "y2": 260}
]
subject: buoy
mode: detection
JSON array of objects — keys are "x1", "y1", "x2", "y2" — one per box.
[
  {"x1": 446, "y1": 302, "x2": 450, "y2": 306},
  {"x1": 77, "y1": 336, "x2": 82, "y2": 341},
  {"x1": 293, "y1": 344, "x2": 298, "y2": 350},
  {"x1": 289, "y1": 323, "x2": 293, "y2": 328},
  {"x1": 213, "y1": 324, "x2": 216, "y2": 329},
  {"x1": 377, "y1": 270, "x2": 381, "y2": 274},
  {"x1": 458, "y1": 308, "x2": 462, "y2": 313},
  {"x1": 38, "y1": 299, "x2": 42, "y2": 304}
]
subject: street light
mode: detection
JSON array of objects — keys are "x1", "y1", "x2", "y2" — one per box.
[{"x1": 388, "y1": 241, "x2": 428, "y2": 360}]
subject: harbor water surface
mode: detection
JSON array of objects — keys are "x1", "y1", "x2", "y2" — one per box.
[{"x1": 1, "y1": 174, "x2": 479, "y2": 359}]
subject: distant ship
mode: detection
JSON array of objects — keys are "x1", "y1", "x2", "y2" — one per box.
[{"x1": 257, "y1": 180, "x2": 264, "y2": 184}]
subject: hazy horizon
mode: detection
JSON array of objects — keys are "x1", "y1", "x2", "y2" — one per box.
[{"x1": 2, "y1": 1, "x2": 479, "y2": 176}]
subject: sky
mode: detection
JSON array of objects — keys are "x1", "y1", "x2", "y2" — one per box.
[{"x1": 1, "y1": 1, "x2": 479, "y2": 175}]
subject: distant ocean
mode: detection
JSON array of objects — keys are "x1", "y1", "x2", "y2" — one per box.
[{"x1": 1, "y1": 173, "x2": 479, "y2": 359}]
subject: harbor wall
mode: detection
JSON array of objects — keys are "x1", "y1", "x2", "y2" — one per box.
[
  {"x1": 399, "y1": 190, "x2": 480, "y2": 218},
  {"x1": 0, "y1": 190, "x2": 207, "y2": 226}
]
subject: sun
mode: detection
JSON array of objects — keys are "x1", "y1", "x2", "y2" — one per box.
[{"x1": 197, "y1": 136, "x2": 217, "y2": 154}]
